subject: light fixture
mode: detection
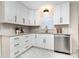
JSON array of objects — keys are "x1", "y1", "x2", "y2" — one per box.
[{"x1": 43, "y1": 8, "x2": 49, "y2": 12}]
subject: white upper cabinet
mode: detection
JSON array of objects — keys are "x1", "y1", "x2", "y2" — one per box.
[
  {"x1": 28, "y1": 10, "x2": 35, "y2": 25},
  {"x1": 22, "y1": 8, "x2": 29, "y2": 25},
  {"x1": 28, "y1": 10, "x2": 40, "y2": 26},
  {"x1": 53, "y1": 5, "x2": 60, "y2": 25},
  {"x1": 61, "y1": 3, "x2": 70, "y2": 24},
  {"x1": 16, "y1": 2, "x2": 29, "y2": 25},
  {"x1": 16, "y1": 3, "x2": 23, "y2": 24},
  {"x1": 54, "y1": 2, "x2": 70, "y2": 25},
  {"x1": 4, "y1": 1, "x2": 16, "y2": 23},
  {"x1": 0, "y1": 1, "x2": 29, "y2": 26}
]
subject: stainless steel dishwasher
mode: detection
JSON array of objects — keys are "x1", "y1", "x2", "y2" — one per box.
[{"x1": 54, "y1": 34, "x2": 70, "y2": 54}]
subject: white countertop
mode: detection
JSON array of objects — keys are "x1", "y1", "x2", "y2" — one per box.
[{"x1": 0, "y1": 33, "x2": 70, "y2": 37}]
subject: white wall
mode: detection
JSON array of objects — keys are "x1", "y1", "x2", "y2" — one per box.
[
  {"x1": 69, "y1": 3, "x2": 78, "y2": 53},
  {"x1": 0, "y1": 24, "x2": 30, "y2": 36}
]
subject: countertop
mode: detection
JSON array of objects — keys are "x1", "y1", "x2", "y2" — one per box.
[
  {"x1": 0, "y1": 33, "x2": 70, "y2": 37},
  {"x1": 9, "y1": 33, "x2": 54, "y2": 37}
]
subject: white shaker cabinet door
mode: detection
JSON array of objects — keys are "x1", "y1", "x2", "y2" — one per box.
[
  {"x1": 22, "y1": 9, "x2": 28, "y2": 25},
  {"x1": 16, "y1": 3, "x2": 23, "y2": 24},
  {"x1": 28, "y1": 10, "x2": 34, "y2": 25},
  {"x1": 29, "y1": 34, "x2": 35, "y2": 46},
  {"x1": 61, "y1": 3, "x2": 70, "y2": 24},
  {"x1": 35, "y1": 37, "x2": 44, "y2": 48},
  {"x1": 53, "y1": 5, "x2": 60, "y2": 25},
  {"x1": 45, "y1": 35, "x2": 54, "y2": 50},
  {"x1": 20, "y1": 6, "x2": 28, "y2": 25},
  {"x1": 5, "y1": 2, "x2": 16, "y2": 23},
  {"x1": 28, "y1": 10, "x2": 40, "y2": 25},
  {"x1": 54, "y1": 2, "x2": 70, "y2": 25}
]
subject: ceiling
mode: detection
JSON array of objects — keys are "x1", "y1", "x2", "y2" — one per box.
[{"x1": 21, "y1": 1, "x2": 69, "y2": 9}]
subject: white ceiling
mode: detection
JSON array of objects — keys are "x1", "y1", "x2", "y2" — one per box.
[{"x1": 21, "y1": 1, "x2": 69, "y2": 9}]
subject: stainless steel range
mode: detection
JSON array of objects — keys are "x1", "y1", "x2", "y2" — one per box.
[{"x1": 54, "y1": 34, "x2": 70, "y2": 54}]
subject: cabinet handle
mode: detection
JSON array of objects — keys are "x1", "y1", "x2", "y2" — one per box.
[
  {"x1": 25, "y1": 46, "x2": 28, "y2": 48},
  {"x1": 14, "y1": 51, "x2": 20, "y2": 55},
  {"x1": 14, "y1": 38, "x2": 19, "y2": 40},
  {"x1": 23, "y1": 18, "x2": 25, "y2": 24},
  {"x1": 34, "y1": 20, "x2": 36, "y2": 24},
  {"x1": 14, "y1": 43, "x2": 19, "y2": 47},
  {"x1": 60, "y1": 17, "x2": 63, "y2": 23},
  {"x1": 45, "y1": 39, "x2": 46, "y2": 43},
  {"x1": 25, "y1": 40, "x2": 29, "y2": 42},
  {"x1": 15, "y1": 16, "x2": 17, "y2": 23},
  {"x1": 35, "y1": 35, "x2": 37, "y2": 38},
  {"x1": 28, "y1": 20, "x2": 30, "y2": 24},
  {"x1": 43, "y1": 39, "x2": 46, "y2": 43},
  {"x1": 25, "y1": 36, "x2": 29, "y2": 37}
]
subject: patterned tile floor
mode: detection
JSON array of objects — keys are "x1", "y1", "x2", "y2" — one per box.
[{"x1": 18, "y1": 47, "x2": 78, "y2": 58}]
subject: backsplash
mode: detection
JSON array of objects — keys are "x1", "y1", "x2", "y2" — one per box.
[
  {"x1": 0, "y1": 24, "x2": 30, "y2": 36},
  {"x1": 54, "y1": 25, "x2": 69, "y2": 34}
]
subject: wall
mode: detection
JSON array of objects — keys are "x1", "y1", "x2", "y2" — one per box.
[
  {"x1": 0, "y1": 24, "x2": 30, "y2": 36},
  {"x1": 69, "y1": 3, "x2": 78, "y2": 53},
  {"x1": 77, "y1": 2, "x2": 79, "y2": 56},
  {"x1": 54, "y1": 25, "x2": 69, "y2": 34}
]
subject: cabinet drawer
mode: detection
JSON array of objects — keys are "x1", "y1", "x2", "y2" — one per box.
[
  {"x1": 14, "y1": 50, "x2": 20, "y2": 55},
  {"x1": 10, "y1": 40, "x2": 20, "y2": 46},
  {"x1": 11, "y1": 46, "x2": 22, "y2": 54},
  {"x1": 21, "y1": 45, "x2": 29, "y2": 51},
  {"x1": 21, "y1": 45, "x2": 31, "y2": 52},
  {"x1": 21, "y1": 40, "x2": 31, "y2": 46},
  {"x1": 10, "y1": 36, "x2": 20, "y2": 43},
  {"x1": 14, "y1": 50, "x2": 21, "y2": 57},
  {"x1": 20, "y1": 35, "x2": 30, "y2": 42},
  {"x1": 10, "y1": 43, "x2": 21, "y2": 51}
]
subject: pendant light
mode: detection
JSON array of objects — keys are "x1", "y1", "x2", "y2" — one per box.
[{"x1": 43, "y1": 8, "x2": 49, "y2": 12}]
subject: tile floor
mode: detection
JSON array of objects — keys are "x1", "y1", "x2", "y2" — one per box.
[{"x1": 18, "y1": 47, "x2": 78, "y2": 58}]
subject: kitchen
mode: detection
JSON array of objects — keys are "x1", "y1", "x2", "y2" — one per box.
[{"x1": 0, "y1": 1, "x2": 78, "y2": 58}]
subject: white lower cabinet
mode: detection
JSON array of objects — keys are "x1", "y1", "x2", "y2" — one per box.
[
  {"x1": 34, "y1": 34, "x2": 54, "y2": 50},
  {"x1": 44, "y1": 37, "x2": 54, "y2": 50},
  {"x1": 10, "y1": 34, "x2": 33, "y2": 58},
  {"x1": 10, "y1": 34, "x2": 54, "y2": 58},
  {"x1": 35, "y1": 37, "x2": 44, "y2": 48}
]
